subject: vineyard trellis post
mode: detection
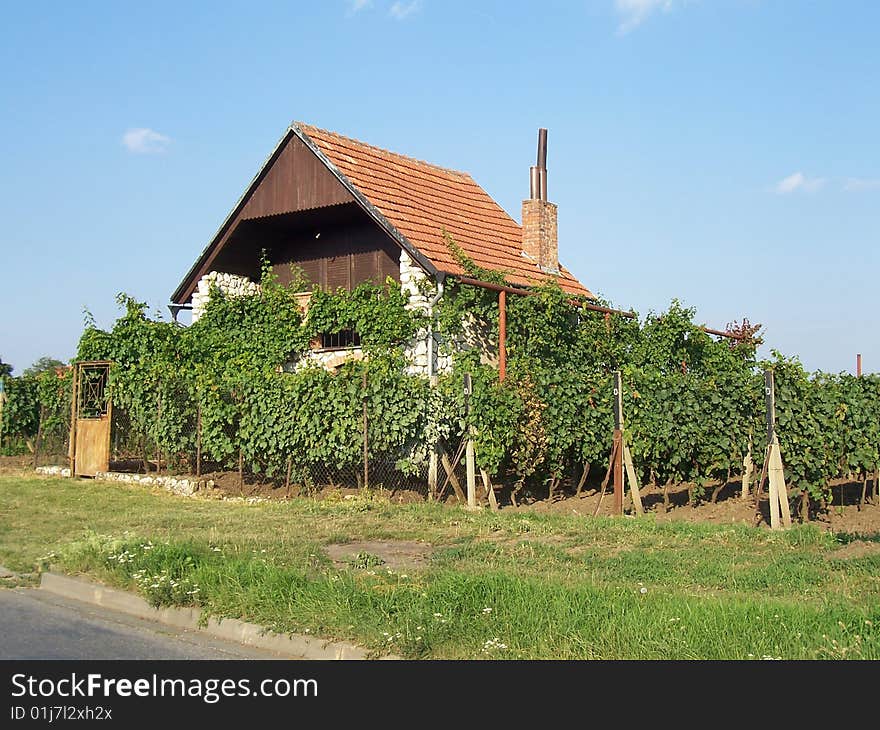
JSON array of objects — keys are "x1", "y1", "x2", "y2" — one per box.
[
  {"x1": 464, "y1": 372, "x2": 477, "y2": 509},
  {"x1": 741, "y1": 433, "x2": 754, "y2": 500},
  {"x1": 613, "y1": 371, "x2": 624, "y2": 514},
  {"x1": 605, "y1": 371, "x2": 643, "y2": 516},
  {"x1": 362, "y1": 369, "x2": 369, "y2": 491},
  {"x1": 763, "y1": 369, "x2": 792, "y2": 530},
  {"x1": 0, "y1": 379, "x2": 6, "y2": 451}
]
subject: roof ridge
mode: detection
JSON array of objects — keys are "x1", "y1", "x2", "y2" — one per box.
[{"x1": 295, "y1": 121, "x2": 471, "y2": 179}]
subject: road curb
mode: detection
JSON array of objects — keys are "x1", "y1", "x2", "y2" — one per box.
[{"x1": 40, "y1": 572, "x2": 395, "y2": 660}]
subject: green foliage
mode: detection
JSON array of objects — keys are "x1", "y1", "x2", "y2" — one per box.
[
  {"x1": 429, "y1": 234, "x2": 878, "y2": 502},
  {"x1": 66, "y1": 274, "x2": 427, "y2": 478},
  {"x1": 23, "y1": 356, "x2": 65, "y2": 377},
  {"x1": 1, "y1": 374, "x2": 40, "y2": 446},
  {"x1": 769, "y1": 353, "x2": 880, "y2": 503},
  {"x1": 305, "y1": 281, "x2": 420, "y2": 354},
  {"x1": 47, "y1": 237, "x2": 880, "y2": 507}
]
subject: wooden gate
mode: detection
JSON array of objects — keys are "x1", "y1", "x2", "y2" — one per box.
[{"x1": 69, "y1": 362, "x2": 112, "y2": 477}]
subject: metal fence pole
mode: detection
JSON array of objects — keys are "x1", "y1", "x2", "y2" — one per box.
[
  {"x1": 195, "y1": 397, "x2": 202, "y2": 478},
  {"x1": 362, "y1": 369, "x2": 369, "y2": 491},
  {"x1": 33, "y1": 406, "x2": 45, "y2": 469}
]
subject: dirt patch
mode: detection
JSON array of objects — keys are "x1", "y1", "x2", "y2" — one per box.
[
  {"x1": 512, "y1": 477, "x2": 880, "y2": 535},
  {"x1": 12, "y1": 454, "x2": 877, "y2": 536},
  {"x1": 829, "y1": 539, "x2": 880, "y2": 560},
  {"x1": 0, "y1": 455, "x2": 35, "y2": 475},
  {"x1": 194, "y1": 472, "x2": 425, "y2": 504},
  {"x1": 324, "y1": 540, "x2": 433, "y2": 570},
  {"x1": 156, "y1": 471, "x2": 880, "y2": 536}
]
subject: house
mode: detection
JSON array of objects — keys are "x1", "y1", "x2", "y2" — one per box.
[{"x1": 170, "y1": 122, "x2": 593, "y2": 374}]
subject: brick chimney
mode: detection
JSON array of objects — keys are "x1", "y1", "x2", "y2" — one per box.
[{"x1": 521, "y1": 128, "x2": 559, "y2": 274}]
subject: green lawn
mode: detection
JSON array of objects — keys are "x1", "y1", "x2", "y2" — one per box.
[{"x1": 1, "y1": 474, "x2": 878, "y2": 659}]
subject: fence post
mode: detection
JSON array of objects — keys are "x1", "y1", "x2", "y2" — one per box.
[
  {"x1": 0, "y1": 378, "x2": 6, "y2": 453},
  {"x1": 156, "y1": 383, "x2": 162, "y2": 475},
  {"x1": 362, "y1": 370, "x2": 369, "y2": 491},
  {"x1": 33, "y1": 406, "x2": 45, "y2": 470},
  {"x1": 428, "y1": 448, "x2": 438, "y2": 500},
  {"x1": 195, "y1": 398, "x2": 202, "y2": 478},
  {"x1": 69, "y1": 364, "x2": 79, "y2": 473},
  {"x1": 613, "y1": 370, "x2": 624, "y2": 515},
  {"x1": 764, "y1": 369, "x2": 792, "y2": 529},
  {"x1": 463, "y1": 373, "x2": 477, "y2": 508}
]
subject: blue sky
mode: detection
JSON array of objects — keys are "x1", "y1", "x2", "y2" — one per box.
[{"x1": 1, "y1": 1, "x2": 877, "y2": 375}]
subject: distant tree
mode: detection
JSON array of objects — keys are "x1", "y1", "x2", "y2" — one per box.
[
  {"x1": 23, "y1": 356, "x2": 65, "y2": 377},
  {"x1": 0, "y1": 357, "x2": 12, "y2": 377}
]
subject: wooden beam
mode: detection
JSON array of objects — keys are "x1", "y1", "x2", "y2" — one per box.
[
  {"x1": 466, "y1": 439, "x2": 477, "y2": 509},
  {"x1": 440, "y1": 450, "x2": 467, "y2": 504},
  {"x1": 480, "y1": 469, "x2": 499, "y2": 511},
  {"x1": 741, "y1": 438, "x2": 754, "y2": 500},
  {"x1": 623, "y1": 444, "x2": 644, "y2": 515}
]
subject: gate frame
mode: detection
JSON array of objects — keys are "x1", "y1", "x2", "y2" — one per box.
[{"x1": 68, "y1": 361, "x2": 113, "y2": 477}]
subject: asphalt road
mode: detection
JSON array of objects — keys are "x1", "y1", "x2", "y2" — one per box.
[{"x1": 0, "y1": 588, "x2": 288, "y2": 660}]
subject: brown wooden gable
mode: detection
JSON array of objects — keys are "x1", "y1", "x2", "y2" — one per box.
[
  {"x1": 172, "y1": 121, "x2": 592, "y2": 305},
  {"x1": 173, "y1": 131, "x2": 362, "y2": 303},
  {"x1": 240, "y1": 134, "x2": 353, "y2": 220}
]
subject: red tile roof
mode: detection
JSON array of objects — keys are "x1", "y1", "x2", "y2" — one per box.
[{"x1": 297, "y1": 123, "x2": 592, "y2": 297}]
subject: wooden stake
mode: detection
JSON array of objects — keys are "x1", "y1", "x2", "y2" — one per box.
[
  {"x1": 767, "y1": 436, "x2": 791, "y2": 529},
  {"x1": 575, "y1": 462, "x2": 590, "y2": 497},
  {"x1": 427, "y1": 448, "x2": 438, "y2": 500},
  {"x1": 623, "y1": 444, "x2": 644, "y2": 515},
  {"x1": 768, "y1": 447, "x2": 781, "y2": 530},
  {"x1": 238, "y1": 450, "x2": 244, "y2": 496},
  {"x1": 741, "y1": 437, "x2": 753, "y2": 500},
  {"x1": 439, "y1": 449, "x2": 467, "y2": 504},
  {"x1": 465, "y1": 439, "x2": 477, "y2": 509},
  {"x1": 754, "y1": 445, "x2": 770, "y2": 516},
  {"x1": 593, "y1": 439, "x2": 619, "y2": 518},
  {"x1": 480, "y1": 468, "x2": 498, "y2": 511},
  {"x1": 69, "y1": 364, "x2": 79, "y2": 473},
  {"x1": 612, "y1": 370, "x2": 624, "y2": 516}
]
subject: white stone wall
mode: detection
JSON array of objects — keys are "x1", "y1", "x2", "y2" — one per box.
[
  {"x1": 400, "y1": 251, "x2": 452, "y2": 377},
  {"x1": 191, "y1": 271, "x2": 261, "y2": 323},
  {"x1": 285, "y1": 347, "x2": 365, "y2": 373},
  {"x1": 194, "y1": 258, "x2": 461, "y2": 377}
]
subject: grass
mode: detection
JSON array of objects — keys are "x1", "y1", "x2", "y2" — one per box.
[{"x1": 1, "y1": 473, "x2": 878, "y2": 659}]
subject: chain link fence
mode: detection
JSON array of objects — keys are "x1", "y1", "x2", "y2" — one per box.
[
  {"x1": 33, "y1": 404, "x2": 71, "y2": 468},
  {"x1": 41, "y1": 376, "x2": 442, "y2": 499}
]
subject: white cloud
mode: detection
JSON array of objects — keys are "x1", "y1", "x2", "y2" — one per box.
[
  {"x1": 615, "y1": 0, "x2": 676, "y2": 34},
  {"x1": 843, "y1": 177, "x2": 880, "y2": 192},
  {"x1": 389, "y1": 1, "x2": 421, "y2": 20},
  {"x1": 773, "y1": 171, "x2": 825, "y2": 195},
  {"x1": 348, "y1": 0, "x2": 372, "y2": 13},
  {"x1": 122, "y1": 128, "x2": 171, "y2": 154}
]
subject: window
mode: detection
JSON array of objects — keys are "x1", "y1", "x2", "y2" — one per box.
[{"x1": 320, "y1": 329, "x2": 361, "y2": 350}]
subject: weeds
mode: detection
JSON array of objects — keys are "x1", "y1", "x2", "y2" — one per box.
[{"x1": 2, "y1": 474, "x2": 879, "y2": 659}]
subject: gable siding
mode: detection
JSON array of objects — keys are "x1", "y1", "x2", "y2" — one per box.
[
  {"x1": 270, "y1": 221, "x2": 400, "y2": 291},
  {"x1": 242, "y1": 135, "x2": 353, "y2": 219}
]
